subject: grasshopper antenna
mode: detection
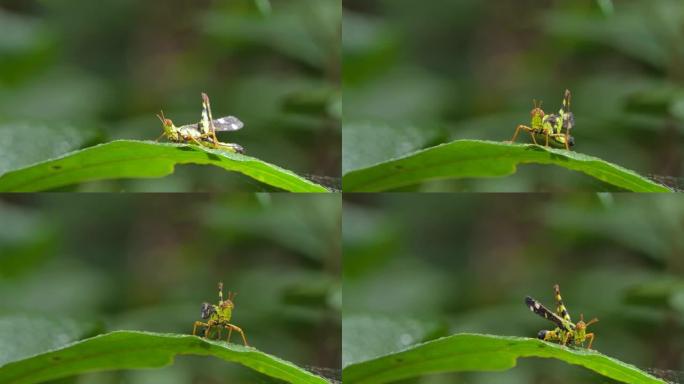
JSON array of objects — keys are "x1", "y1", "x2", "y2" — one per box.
[{"x1": 155, "y1": 110, "x2": 167, "y2": 141}]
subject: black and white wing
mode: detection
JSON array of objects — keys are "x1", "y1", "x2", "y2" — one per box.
[
  {"x1": 212, "y1": 116, "x2": 244, "y2": 132},
  {"x1": 525, "y1": 296, "x2": 574, "y2": 331}
]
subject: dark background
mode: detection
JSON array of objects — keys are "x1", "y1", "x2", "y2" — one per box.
[
  {"x1": 343, "y1": 194, "x2": 684, "y2": 383},
  {"x1": 343, "y1": 0, "x2": 684, "y2": 191},
  {"x1": 0, "y1": 194, "x2": 341, "y2": 383},
  {"x1": 0, "y1": 0, "x2": 341, "y2": 191}
]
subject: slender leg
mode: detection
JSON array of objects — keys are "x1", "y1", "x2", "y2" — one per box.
[
  {"x1": 193, "y1": 321, "x2": 208, "y2": 336},
  {"x1": 585, "y1": 333, "x2": 595, "y2": 349},
  {"x1": 564, "y1": 132, "x2": 570, "y2": 150},
  {"x1": 226, "y1": 326, "x2": 233, "y2": 343},
  {"x1": 211, "y1": 128, "x2": 220, "y2": 148},
  {"x1": 529, "y1": 131, "x2": 539, "y2": 145},
  {"x1": 155, "y1": 133, "x2": 165, "y2": 142},
  {"x1": 181, "y1": 133, "x2": 204, "y2": 147},
  {"x1": 203, "y1": 320, "x2": 216, "y2": 338},
  {"x1": 510, "y1": 125, "x2": 537, "y2": 145},
  {"x1": 226, "y1": 324, "x2": 248, "y2": 346},
  {"x1": 562, "y1": 331, "x2": 572, "y2": 346},
  {"x1": 511, "y1": 125, "x2": 528, "y2": 143}
]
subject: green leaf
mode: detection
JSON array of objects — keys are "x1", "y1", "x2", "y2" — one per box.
[
  {"x1": 0, "y1": 123, "x2": 96, "y2": 176},
  {"x1": 342, "y1": 140, "x2": 670, "y2": 192},
  {"x1": 342, "y1": 333, "x2": 665, "y2": 384},
  {"x1": 342, "y1": 121, "x2": 440, "y2": 175},
  {"x1": 0, "y1": 140, "x2": 329, "y2": 192},
  {"x1": 342, "y1": 315, "x2": 446, "y2": 368},
  {"x1": 0, "y1": 315, "x2": 96, "y2": 367},
  {"x1": 0, "y1": 330, "x2": 329, "y2": 384}
]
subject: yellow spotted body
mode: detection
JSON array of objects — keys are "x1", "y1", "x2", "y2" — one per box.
[
  {"x1": 525, "y1": 284, "x2": 598, "y2": 349},
  {"x1": 509, "y1": 90, "x2": 575, "y2": 150},
  {"x1": 156, "y1": 93, "x2": 245, "y2": 154},
  {"x1": 192, "y1": 282, "x2": 248, "y2": 346}
]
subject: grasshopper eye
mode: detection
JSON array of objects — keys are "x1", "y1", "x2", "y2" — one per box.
[
  {"x1": 537, "y1": 330, "x2": 548, "y2": 340},
  {"x1": 200, "y1": 302, "x2": 215, "y2": 319}
]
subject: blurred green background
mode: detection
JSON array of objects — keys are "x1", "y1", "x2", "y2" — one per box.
[
  {"x1": 343, "y1": 0, "x2": 684, "y2": 191},
  {"x1": 0, "y1": 193, "x2": 341, "y2": 383},
  {"x1": 343, "y1": 194, "x2": 684, "y2": 383},
  {"x1": 0, "y1": 0, "x2": 341, "y2": 191}
]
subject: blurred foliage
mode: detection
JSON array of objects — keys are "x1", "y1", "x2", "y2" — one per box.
[
  {"x1": 343, "y1": 0, "x2": 684, "y2": 191},
  {"x1": 0, "y1": 0, "x2": 340, "y2": 191},
  {"x1": 343, "y1": 194, "x2": 684, "y2": 383},
  {"x1": 0, "y1": 193, "x2": 341, "y2": 383}
]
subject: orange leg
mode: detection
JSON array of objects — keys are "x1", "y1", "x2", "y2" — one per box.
[
  {"x1": 562, "y1": 332, "x2": 572, "y2": 346},
  {"x1": 202, "y1": 320, "x2": 217, "y2": 338},
  {"x1": 225, "y1": 324, "x2": 248, "y2": 346},
  {"x1": 585, "y1": 333, "x2": 595, "y2": 349},
  {"x1": 193, "y1": 321, "x2": 208, "y2": 336},
  {"x1": 182, "y1": 135, "x2": 204, "y2": 147},
  {"x1": 510, "y1": 125, "x2": 538, "y2": 145},
  {"x1": 210, "y1": 127, "x2": 220, "y2": 148}
]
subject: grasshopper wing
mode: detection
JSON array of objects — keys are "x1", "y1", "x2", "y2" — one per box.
[
  {"x1": 525, "y1": 296, "x2": 574, "y2": 331},
  {"x1": 212, "y1": 116, "x2": 244, "y2": 132}
]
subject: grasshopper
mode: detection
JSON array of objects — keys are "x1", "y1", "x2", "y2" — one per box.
[
  {"x1": 525, "y1": 284, "x2": 598, "y2": 349},
  {"x1": 192, "y1": 282, "x2": 248, "y2": 346},
  {"x1": 509, "y1": 89, "x2": 575, "y2": 150},
  {"x1": 157, "y1": 93, "x2": 245, "y2": 153}
]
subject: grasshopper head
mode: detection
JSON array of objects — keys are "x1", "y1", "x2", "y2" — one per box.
[
  {"x1": 575, "y1": 313, "x2": 598, "y2": 337},
  {"x1": 221, "y1": 291, "x2": 236, "y2": 310},
  {"x1": 156, "y1": 110, "x2": 177, "y2": 137}
]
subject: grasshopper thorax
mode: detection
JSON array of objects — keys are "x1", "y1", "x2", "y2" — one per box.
[{"x1": 529, "y1": 99, "x2": 545, "y2": 130}]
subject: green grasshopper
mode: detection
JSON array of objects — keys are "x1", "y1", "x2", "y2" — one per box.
[
  {"x1": 509, "y1": 89, "x2": 575, "y2": 150},
  {"x1": 157, "y1": 93, "x2": 245, "y2": 153},
  {"x1": 192, "y1": 282, "x2": 248, "y2": 346},
  {"x1": 525, "y1": 284, "x2": 598, "y2": 349}
]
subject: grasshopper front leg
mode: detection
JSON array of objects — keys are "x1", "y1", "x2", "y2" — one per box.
[
  {"x1": 510, "y1": 125, "x2": 538, "y2": 145},
  {"x1": 585, "y1": 332, "x2": 595, "y2": 349},
  {"x1": 193, "y1": 321, "x2": 208, "y2": 336},
  {"x1": 224, "y1": 324, "x2": 248, "y2": 346}
]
